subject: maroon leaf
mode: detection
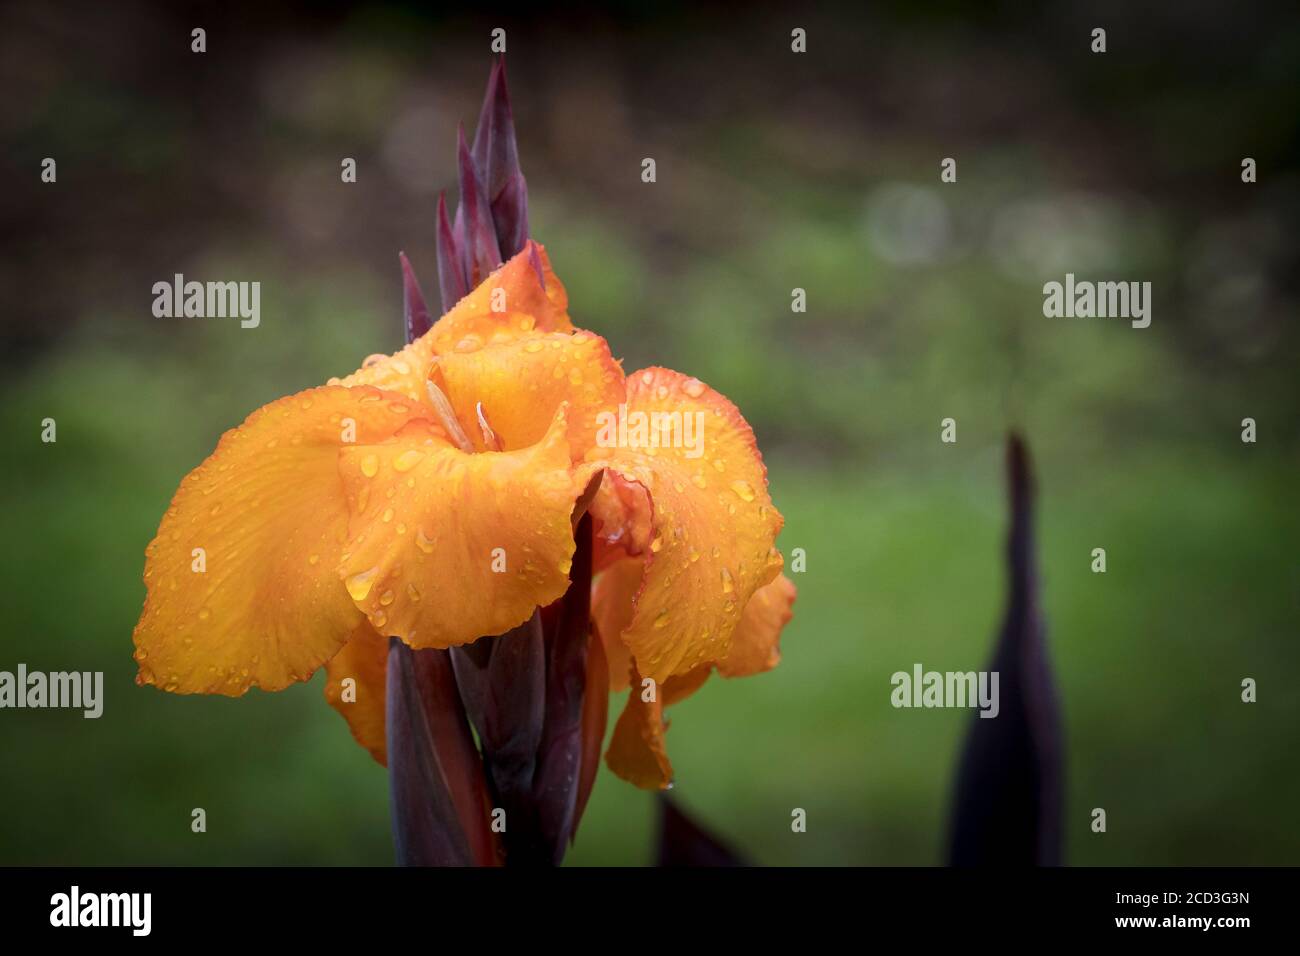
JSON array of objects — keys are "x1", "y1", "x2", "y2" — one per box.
[
  {"x1": 435, "y1": 59, "x2": 531, "y2": 311},
  {"x1": 470, "y1": 59, "x2": 520, "y2": 205},
  {"x1": 656, "y1": 795, "x2": 746, "y2": 867},
  {"x1": 399, "y1": 252, "x2": 433, "y2": 341},
  {"x1": 386, "y1": 640, "x2": 499, "y2": 866},
  {"x1": 456, "y1": 123, "x2": 503, "y2": 289},
  {"x1": 451, "y1": 612, "x2": 548, "y2": 864},
  {"x1": 435, "y1": 191, "x2": 467, "y2": 313},
  {"x1": 533, "y1": 513, "x2": 597, "y2": 862},
  {"x1": 470, "y1": 58, "x2": 529, "y2": 258},
  {"x1": 947, "y1": 434, "x2": 1063, "y2": 866},
  {"x1": 492, "y1": 171, "x2": 531, "y2": 262}
]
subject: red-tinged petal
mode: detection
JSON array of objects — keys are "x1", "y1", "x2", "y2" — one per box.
[
  {"x1": 591, "y1": 556, "x2": 641, "y2": 693},
  {"x1": 433, "y1": 328, "x2": 625, "y2": 462},
  {"x1": 588, "y1": 469, "x2": 654, "y2": 572},
  {"x1": 132, "y1": 385, "x2": 431, "y2": 696},
  {"x1": 593, "y1": 368, "x2": 785, "y2": 684},
  {"x1": 324, "y1": 622, "x2": 389, "y2": 764},
  {"x1": 335, "y1": 406, "x2": 583, "y2": 649}
]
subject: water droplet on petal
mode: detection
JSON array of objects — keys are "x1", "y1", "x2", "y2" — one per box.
[
  {"x1": 346, "y1": 567, "x2": 379, "y2": 601},
  {"x1": 360, "y1": 455, "x2": 379, "y2": 478},
  {"x1": 379, "y1": 590, "x2": 395, "y2": 606},
  {"x1": 393, "y1": 449, "x2": 424, "y2": 472},
  {"x1": 720, "y1": 567, "x2": 735, "y2": 594},
  {"x1": 653, "y1": 608, "x2": 670, "y2": 629},
  {"x1": 731, "y1": 480, "x2": 756, "y2": 502}
]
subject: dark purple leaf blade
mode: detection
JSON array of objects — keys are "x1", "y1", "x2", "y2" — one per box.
[
  {"x1": 451, "y1": 612, "x2": 549, "y2": 864},
  {"x1": 435, "y1": 191, "x2": 467, "y2": 314},
  {"x1": 470, "y1": 58, "x2": 521, "y2": 206},
  {"x1": 947, "y1": 433, "x2": 1064, "y2": 866},
  {"x1": 470, "y1": 58, "x2": 529, "y2": 258},
  {"x1": 399, "y1": 252, "x2": 432, "y2": 341},
  {"x1": 386, "y1": 639, "x2": 499, "y2": 866},
  {"x1": 656, "y1": 795, "x2": 747, "y2": 867},
  {"x1": 533, "y1": 512, "x2": 596, "y2": 862},
  {"x1": 456, "y1": 123, "x2": 503, "y2": 289},
  {"x1": 492, "y1": 171, "x2": 530, "y2": 263},
  {"x1": 436, "y1": 59, "x2": 531, "y2": 312}
]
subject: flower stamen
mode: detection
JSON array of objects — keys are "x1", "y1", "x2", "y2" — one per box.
[
  {"x1": 476, "y1": 402, "x2": 503, "y2": 452},
  {"x1": 425, "y1": 379, "x2": 475, "y2": 453}
]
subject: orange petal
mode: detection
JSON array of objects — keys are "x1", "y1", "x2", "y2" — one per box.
[
  {"x1": 429, "y1": 241, "x2": 573, "y2": 354},
  {"x1": 336, "y1": 406, "x2": 583, "y2": 649},
  {"x1": 594, "y1": 367, "x2": 784, "y2": 684},
  {"x1": 133, "y1": 385, "x2": 430, "y2": 695},
  {"x1": 433, "y1": 328, "x2": 625, "y2": 462},
  {"x1": 718, "y1": 572, "x2": 797, "y2": 678},
  {"x1": 601, "y1": 575, "x2": 795, "y2": 791},
  {"x1": 605, "y1": 671, "x2": 672, "y2": 790},
  {"x1": 591, "y1": 557, "x2": 641, "y2": 693},
  {"x1": 331, "y1": 242, "x2": 574, "y2": 403},
  {"x1": 331, "y1": 339, "x2": 438, "y2": 406},
  {"x1": 323, "y1": 622, "x2": 390, "y2": 764}
]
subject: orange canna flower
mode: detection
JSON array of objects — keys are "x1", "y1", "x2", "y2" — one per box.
[
  {"x1": 131, "y1": 60, "x2": 794, "y2": 864},
  {"x1": 132, "y1": 241, "x2": 794, "y2": 788}
]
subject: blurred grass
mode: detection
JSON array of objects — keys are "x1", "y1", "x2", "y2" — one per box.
[
  {"x1": 1, "y1": 267, "x2": 1295, "y2": 864},
  {"x1": 1, "y1": 3, "x2": 1296, "y2": 865}
]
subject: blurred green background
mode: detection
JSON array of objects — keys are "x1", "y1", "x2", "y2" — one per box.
[{"x1": 1, "y1": 1, "x2": 1297, "y2": 865}]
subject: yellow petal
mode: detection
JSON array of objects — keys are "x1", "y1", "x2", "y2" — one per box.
[
  {"x1": 133, "y1": 385, "x2": 428, "y2": 695},
  {"x1": 336, "y1": 406, "x2": 583, "y2": 649},
  {"x1": 433, "y1": 328, "x2": 625, "y2": 462},
  {"x1": 323, "y1": 622, "x2": 390, "y2": 764}
]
